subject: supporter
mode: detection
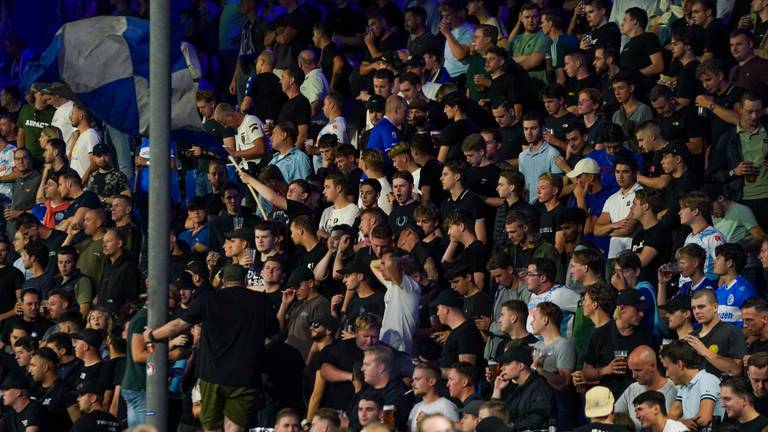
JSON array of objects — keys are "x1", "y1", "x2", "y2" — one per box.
[
  {"x1": 4, "y1": 148, "x2": 41, "y2": 227},
  {"x1": 439, "y1": 161, "x2": 487, "y2": 243},
  {"x1": 478, "y1": 46, "x2": 520, "y2": 112},
  {"x1": 268, "y1": 121, "x2": 311, "y2": 183},
  {"x1": 319, "y1": 174, "x2": 360, "y2": 238},
  {"x1": 442, "y1": 210, "x2": 489, "y2": 288},
  {"x1": 627, "y1": 189, "x2": 672, "y2": 286},
  {"x1": 490, "y1": 100, "x2": 524, "y2": 166},
  {"x1": 579, "y1": 0, "x2": 620, "y2": 52},
  {"x1": 278, "y1": 267, "x2": 331, "y2": 360},
  {"x1": 743, "y1": 298, "x2": 768, "y2": 355},
  {"x1": 355, "y1": 345, "x2": 414, "y2": 431},
  {"x1": 632, "y1": 390, "x2": 688, "y2": 432},
  {"x1": 593, "y1": 47, "x2": 621, "y2": 115},
  {"x1": 660, "y1": 340, "x2": 724, "y2": 430},
  {"x1": 16, "y1": 85, "x2": 55, "y2": 160},
  {"x1": 575, "y1": 386, "x2": 629, "y2": 432},
  {"x1": 747, "y1": 353, "x2": 768, "y2": 415},
  {"x1": 509, "y1": 2, "x2": 551, "y2": 101},
  {"x1": 461, "y1": 133, "x2": 500, "y2": 204},
  {"x1": 728, "y1": 30, "x2": 768, "y2": 102},
  {"x1": 634, "y1": 121, "x2": 671, "y2": 189},
  {"x1": 688, "y1": 289, "x2": 747, "y2": 378},
  {"x1": 664, "y1": 26, "x2": 701, "y2": 107},
  {"x1": 2, "y1": 289, "x2": 52, "y2": 342},
  {"x1": 610, "y1": 74, "x2": 654, "y2": 152},
  {"x1": 464, "y1": 25, "x2": 496, "y2": 104},
  {"x1": 649, "y1": 85, "x2": 706, "y2": 161},
  {"x1": 713, "y1": 242, "x2": 758, "y2": 327},
  {"x1": 594, "y1": 157, "x2": 642, "y2": 267},
  {"x1": 28, "y1": 347, "x2": 78, "y2": 429},
  {"x1": 618, "y1": 8, "x2": 664, "y2": 94},
  {"x1": 0, "y1": 372, "x2": 49, "y2": 431},
  {"x1": 438, "y1": 92, "x2": 480, "y2": 163},
  {"x1": 71, "y1": 379, "x2": 121, "y2": 432},
  {"x1": 535, "y1": 172, "x2": 565, "y2": 252},
  {"x1": 660, "y1": 295, "x2": 695, "y2": 341},
  {"x1": 408, "y1": 363, "x2": 459, "y2": 431},
  {"x1": 359, "y1": 150, "x2": 393, "y2": 214},
  {"x1": 98, "y1": 228, "x2": 140, "y2": 313},
  {"x1": 437, "y1": 0, "x2": 475, "y2": 79},
  {"x1": 371, "y1": 250, "x2": 421, "y2": 355},
  {"x1": 541, "y1": 84, "x2": 578, "y2": 154},
  {"x1": 614, "y1": 345, "x2": 678, "y2": 430},
  {"x1": 503, "y1": 211, "x2": 562, "y2": 280}
]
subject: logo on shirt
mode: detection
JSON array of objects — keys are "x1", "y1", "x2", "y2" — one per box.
[
  {"x1": 727, "y1": 294, "x2": 735, "y2": 305},
  {"x1": 709, "y1": 344, "x2": 719, "y2": 354}
]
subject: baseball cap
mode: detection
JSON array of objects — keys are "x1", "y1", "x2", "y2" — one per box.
[
  {"x1": 337, "y1": 260, "x2": 370, "y2": 276},
  {"x1": 660, "y1": 295, "x2": 691, "y2": 313},
  {"x1": 496, "y1": 344, "x2": 533, "y2": 366},
  {"x1": 225, "y1": 227, "x2": 252, "y2": 243},
  {"x1": 77, "y1": 379, "x2": 105, "y2": 396},
  {"x1": 220, "y1": 264, "x2": 247, "y2": 285},
  {"x1": 428, "y1": 289, "x2": 464, "y2": 309},
  {"x1": 72, "y1": 328, "x2": 103, "y2": 348},
  {"x1": 185, "y1": 259, "x2": 207, "y2": 276},
  {"x1": 661, "y1": 141, "x2": 691, "y2": 161},
  {"x1": 377, "y1": 50, "x2": 398, "y2": 65},
  {"x1": 566, "y1": 157, "x2": 600, "y2": 179},
  {"x1": 459, "y1": 400, "x2": 484, "y2": 417},
  {"x1": 616, "y1": 289, "x2": 649, "y2": 310},
  {"x1": 286, "y1": 267, "x2": 315, "y2": 288},
  {"x1": 0, "y1": 373, "x2": 29, "y2": 390},
  {"x1": 584, "y1": 386, "x2": 615, "y2": 418},
  {"x1": 366, "y1": 95, "x2": 386, "y2": 113},
  {"x1": 174, "y1": 272, "x2": 195, "y2": 290},
  {"x1": 311, "y1": 313, "x2": 339, "y2": 334},
  {"x1": 403, "y1": 56, "x2": 425, "y2": 68},
  {"x1": 92, "y1": 143, "x2": 110, "y2": 156}
]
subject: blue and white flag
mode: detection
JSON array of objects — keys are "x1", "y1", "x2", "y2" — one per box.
[{"x1": 22, "y1": 15, "x2": 202, "y2": 137}]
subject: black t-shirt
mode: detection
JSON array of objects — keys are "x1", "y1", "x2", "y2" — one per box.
[
  {"x1": 70, "y1": 410, "x2": 120, "y2": 432},
  {"x1": 583, "y1": 321, "x2": 654, "y2": 398},
  {"x1": 263, "y1": 340, "x2": 306, "y2": 412},
  {"x1": 739, "y1": 415, "x2": 768, "y2": 432},
  {"x1": 709, "y1": 85, "x2": 744, "y2": 143},
  {"x1": 21, "y1": 273, "x2": 56, "y2": 299},
  {"x1": 630, "y1": 222, "x2": 672, "y2": 286},
  {"x1": 79, "y1": 362, "x2": 110, "y2": 388},
  {"x1": 30, "y1": 379, "x2": 76, "y2": 432},
  {"x1": 389, "y1": 201, "x2": 419, "y2": 238},
  {"x1": 485, "y1": 72, "x2": 521, "y2": 105},
  {"x1": 534, "y1": 202, "x2": 565, "y2": 246},
  {"x1": 544, "y1": 112, "x2": 579, "y2": 144},
  {"x1": 590, "y1": 22, "x2": 621, "y2": 52},
  {"x1": 2, "y1": 316, "x2": 54, "y2": 342},
  {"x1": 0, "y1": 265, "x2": 24, "y2": 316},
  {"x1": 468, "y1": 164, "x2": 501, "y2": 200},
  {"x1": 441, "y1": 119, "x2": 480, "y2": 162},
  {"x1": 658, "y1": 105, "x2": 706, "y2": 143},
  {"x1": 757, "y1": 395, "x2": 768, "y2": 417},
  {"x1": 463, "y1": 290, "x2": 493, "y2": 319},
  {"x1": 565, "y1": 74, "x2": 599, "y2": 107},
  {"x1": 321, "y1": 338, "x2": 363, "y2": 410},
  {"x1": 498, "y1": 123, "x2": 524, "y2": 161},
  {"x1": 244, "y1": 72, "x2": 287, "y2": 121},
  {"x1": 620, "y1": 32, "x2": 663, "y2": 92},
  {"x1": 273, "y1": 7, "x2": 313, "y2": 69},
  {"x1": 347, "y1": 292, "x2": 385, "y2": 324},
  {"x1": 292, "y1": 242, "x2": 328, "y2": 273},
  {"x1": 6, "y1": 399, "x2": 48, "y2": 432},
  {"x1": 668, "y1": 59, "x2": 701, "y2": 102},
  {"x1": 407, "y1": 32, "x2": 443, "y2": 62},
  {"x1": 439, "y1": 320, "x2": 485, "y2": 368},
  {"x1": 458, "y1": 240, "x2": 490, "y2": 278},
  {"x1": 63, "y1": 190, "x2": 103, "y2": 220},
  {"x1": 749, "y1": 338, "x2": 768, "y2": 354},
  {"x1": 277, "y1": 94, "x2": 311, "y2": 128},
  {"x1": 440, "y1": 190, "x2": 486, "y2": 224},
  {"x1": 693, "y1": 321, "x2": 747, "y2": 379},
  {"x1": 419, "y1": 158, "x2": 445, "y2": 207},
  {"x1": 660, "y1": 169, "x2": 703, "y2": 236},
  {"x1": 181, "y1": 287, "x2": 279, "y2": 387},
  {"x1": 701, "y1": 20, "x2": 733, "y2": 71}
]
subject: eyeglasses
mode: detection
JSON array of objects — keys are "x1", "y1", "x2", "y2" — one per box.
[
  {"x1": 310, "y1": 322, "x2": 322, "y2": 329},
  {"x1": 526, "y1": 272, "x2": 542, "y2": 277}
]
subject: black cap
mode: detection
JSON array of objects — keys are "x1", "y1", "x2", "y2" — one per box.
[
  {"x1": 312, "y1": 313, "x2": 339, "y2": 333},
  {"x1": 337, "y1": 260, "x2": 369, "y2": 276},
  {"x1": 174, "y1": 272, "x2": 195, "y2": 290},
  {"x1": 77, "y1": 379, "x2": 105, "y2": 396},
  {"x1": 378, "y1": 50, "x2": 398, "y2": 65},
  {"x1": 476, "y1": 417, "x2": 512, "y2": 432},
  {"x1": 225, "y1": 227, "x2": 252, "y2": 243},
  {"x1": 366, "y1": 95, "x2": 386, "y2": 113},
  {"x1": 403, "y1": 56, "x2": 425, "y2": 68},
  {"x1": 496, "y1": 344, "x2": 533, "y2": 366},
  {"x1": 661, "y1": 295, "x2": 691, "y2": 313},
  {"x1": 92, "y1": 143, "x2": 110, "y2": 156},
  {"x1": 286, "y1": 267, "x2": 315, "y2": 288},
  {"x1": 221, "y1": 264, "x2": 246, "y2": 285},
  {"x1": 459, "y1": 400, "x2": 484, "y2": 416},
  {"x1": 616, "y1": 289, "x2": 649, "y2": 310},
  {"x1": 661, "y1": 141, "x2": 691, "y2": 161},
  {"x1": 428, "y1": 289, "x2": 464, "y2": 309},
  {"x1": 187, "y1": 196, "x2": 207, "y2": 211},
  {"x1": 0, "y1": 373, "x2": 29, "y2": 390},
  {"x1": 185, "y1": 259, "x2": 207, "y2": 276},
  {"x1": 72, "y1": 328, "x2": 103, "y2": 348}
]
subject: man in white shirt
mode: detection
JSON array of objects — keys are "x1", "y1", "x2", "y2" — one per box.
[
  {"x1": 314, "y1": 92, "x2": 348, "y2": 173},
  {"x1": 68, "y1": 102, "x2": 101, "y2": 181},
  {"x1": 318, "y1": 174, "x2": 360, "y2": 237},
  {"x1": 408, "y1": 363, "x2": 459, "y2": 431},
  {"x1": 633, "y1": 390, "x2": 689, "y2": 432},
  {"x1": 370, "y1": 251, "x2": 421, "y2": 355},
  {"x1": 594, "y1": 156, "x2": 642, "y2": 266},
  {"x1": 298, "y1": 50, "x2": 330, "y2": 118},
  {"x1": 44, "y1": 87, "x2": 74, "y2": 144},
  {"x1": 214, "y1": 103, "x2": 269, "y2": 173}
]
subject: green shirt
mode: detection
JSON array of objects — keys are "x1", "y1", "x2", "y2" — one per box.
[
  {"x1": 508, "y1": 31, "x2": 551, "y2": 88},
  {"x1": 463, "y1": 54, "x2": 489, "y2": 101},
  {"x1": 122, "y1": 307, "x2": 148, "y2": 390},
  {"x1": 16, "y1": 104, "x2": 55, "y2": 158},
  {"x1": 714, "y1": 201, "x2": 759, "y2": 244},
  {"x1": 738, "y1": 124, "x2": 768, "y2": 200},
  {"x1": 77, "y1": 238, "x2": 106, "y2": 287}
]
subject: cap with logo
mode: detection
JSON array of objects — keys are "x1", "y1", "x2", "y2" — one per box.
[
  {"x1": 584, "y1": 386, "x2": 615, "y2": 418},
  {"x1": 616, "y1": 289, "x2": 649, "y2": 310}
]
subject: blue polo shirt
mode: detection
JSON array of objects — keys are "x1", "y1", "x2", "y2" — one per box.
[
  {"x1": 586, "y1": 148, "x2": 645, "y2": 190},
  {"x1": 366, "y1": 117, "x2": 399, "y2": 164},
  {"x1": 269, "y1": 146, "x2": 311, "y2": 183},
  {"x1": 518, "y1": 142, "x2": 563, "y2": 203}
]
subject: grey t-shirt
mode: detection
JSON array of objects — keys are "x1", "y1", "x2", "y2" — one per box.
[
  {"x1": 614, "y1": 379, "x2": 678, "y2": 430},
  {"x1": 533, "y1": 336, "x2": 576, "y2": 373},
  {"x1": 12, "y1": 170, "x2": 41, "y2": 210},
  {"x1": 285, "y1": 294, "x2": 331, "y2": 360}
]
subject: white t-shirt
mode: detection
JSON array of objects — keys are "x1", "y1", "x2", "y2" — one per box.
[
  {"x1": 314, "y1": 116, "x2": 348, "y2": 174},
  {"x1": 602, "y1": 182, "x2": 642, "y2": 259},
  {"x1": 52, "y1": 100, "x2": 75, "y2": 144},
  {"x1": 662, "y1": 419, "x2": 689, "y2": 432},
  {"x1": 70, "y1": 128, "x2": 101, "y2": 177},
  {"x1": 380, "y1": 275, "x2": 421, "y2": 355},
  {"x1": 236, "y1": 114, "x2": 267, "y2": 168},
  {"x1": 300, "y1": 68, "x2": 329, "y2": 105},
  {"x1": 408, "y1": 398, "x2": 458, "y2": 432},
  {"x1": 319, "y1": 203, "x2": 360, "y2": 234}
]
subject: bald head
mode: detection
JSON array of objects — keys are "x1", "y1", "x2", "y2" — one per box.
[
  {"x1": 385, "y1": 95, "x2": 406, "y2": 115},
  {"x1": 299, "y1": 50, "x2": 317, "y2": 67},
  {"x1": 628, "y1": 345, "x2": 660, "y2": 387},
  {"x1": 629, "y1": 345, "x2": 656, "y2": 365}
]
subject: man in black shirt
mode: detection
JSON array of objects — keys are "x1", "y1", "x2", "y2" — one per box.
[
  {"x1": 690, "y1": 0, "x2": 732, "y2": 70},
  {"x1": 476, "y1": 46, "x2": 521, "y2": 111},
  {"x1": 71, "y1": 379, "x2": 120, "y2": 432},
  {"x1": 144, "y1": 264, "x2": 279, "y2": 431},
  {"x1": 388, "y1": 171, "x2": 419, "y2": 238},
  {"x1": 278, "y1": 67, "x2": 312, "y2": 147},
  {"x1": 28, "y1": 347, "x2": 77, "y2": 431},
  {"x1": 440, "y1": 160, "x2": 488, "y2": 244},
  {"x1": 542, "y1": 84, "x2": 579, "y2": 152},
  {"x1": 0, "y1": 237, "x2": 23, "y2": 322},
  {"x1": 404, "y1": 7, "x2": 443, "y2": 64},
  {"x1": 491, "y1": 100, "x2": 524, "y2": 165},
  {"x1": 747, "y1": 353, "x2": 768, "y2": 417},
  {"x1": 85, "y1": 144, "x2": 130, "y2": 210},
  {"x1": 431, "y1": 289, "x2": 485, "y2": 372},
  {"x1": 20, "y1": 241, "x2": 55, "y2": 299},
  {"x1": 240, "y1": 50, "x2": 287, "y2": 122},
  {"x1": 98, "y1": 228, "x2": 140, "y2": 313},
  {"x1": 687, "y1": 289, "x2": 747, "y2": 379},
  {"x1": 73, "y1": 329, "x2": 108, "y2": 389},
  {"x1": 1, "y1": 372, "x2": 49, "y2": 432},
  {"x1": 694, "y1": 59, "x2": 743, "y2": 143},
  {"x1": 57, "y1": 170, "x2": 103, "y2": 231},
  {"x1": 564, "y1": 50, "x2": 599, "y2": 108},
  {"x1": 445, "y1": 262, "x2": 493, "y2": 322},
  {"x1": 271, "y1": 0, "x2": 313, "y2": 70},
  {"x1": 721, "y1": 377, "x2": 768, "y2": 431},
  {"x1": 628, "y1": 189, "x2": 672, "y2": 285},
  {"x1": 438, "y1": 92, "x2": 479, "y2": 163},
  {"x1": 580, "y1": 0, "x2": 620, "y2": 52},
  {"x1": 649, "y1": 85, "x2": 706, "y2": 170},
  {"x1": 619, "y1": 8, "x2": 664, "y2": 95},
  {"x1": 2, "y1": 289, "x2": 53, "y2": 342}
]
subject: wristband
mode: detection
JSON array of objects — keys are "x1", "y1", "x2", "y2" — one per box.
[{"x1": 148, "y1": 330, "x2": 158, "y2": 343}]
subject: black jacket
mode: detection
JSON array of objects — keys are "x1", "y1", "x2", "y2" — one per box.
[
  {"x1": 504, "y1": 372, "x2": 557, "y2": 432},
  {"x1": 98, "y1": 253, "x2": 141, "y2": 313},
  {"x1": 708, "y1": 125, "x2": 746, "y2": 200}
]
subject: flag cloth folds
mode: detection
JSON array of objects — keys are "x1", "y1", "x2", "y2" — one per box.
[{"x1": 22, "y1": 15, "x2": 202, "y2": 137}]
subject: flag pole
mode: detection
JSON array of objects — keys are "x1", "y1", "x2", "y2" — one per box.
[{"x1": 146, "y1": 0, "x2": 170, "y2": 428}]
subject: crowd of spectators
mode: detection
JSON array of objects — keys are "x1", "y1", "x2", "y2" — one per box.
[{"x1": 0, "y1": 0, "x2": 768, "y2": 431}]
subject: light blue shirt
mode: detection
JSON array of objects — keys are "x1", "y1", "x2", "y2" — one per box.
[
  {"x1": 518, "y1": 142, "x2": 563, "y2": 203},
  {"x1": 443, "y1": 23, "x2": 475, "y2": 77},
  {"x1": 269, "y1": 146, "x2": 311, "y2": 183}
]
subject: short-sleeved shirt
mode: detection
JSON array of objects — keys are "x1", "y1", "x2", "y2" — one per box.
[
  {"x1": 714, "y1": 201, "x2": 760, "y2": 243},
  {"x1": 235, "y1": 114, "x2": 268, "y2": 168},
  {"x1": 5, "y1": 399, "x2": 48, "y2": 432},
  {"x1": 519, "y1": 143, "x2": 563, "y2": 203},
  {"x1": 0, "y1": 143, "x2": 16, "y2": 199},
  {"x1": 319, "y1": 203, "x2": 360, "y2": 234},
  {"x1": 631, "y1": 222, "x2": 672, "y2": 285},
  {"x1": 444, "y1": 23, "x2": 476, "y2": 77},
  {"x1": 285, "y1": 294, "x2": 331, "y2": 360},
  {"x1": 269, "y1": 147, "x2": 311, "y2": 183},
  {"x1": 693, "y1": 320, "x2": 747, "y2": 378},
  {"x1": 16, "y1": 104, "x2": 56, "y2": 158},
  {"x1": 675, "y1": 369, "x2": 724, "y2": 419},
  {"x1": 601, "y1": 183, "x2": 642, "y2": 259},
  {"x1": 439, "y1": 320, "x2": 485, "y2": 367},
  {"x1": 70, "y1": 128, "x2": 101, "y2": 177},
  {"x1": 11, "y1": 170, "x2": 41, "y2": 211},
  {"x1": 277, "y1": 94, "x2": 312, "y2": 130},
  {"x1": 683, "y1": 226, "x2": 726, "y2": 280},
  {"x1": 533, "y1": 336, "x2": 576, "y2": 374},
  {"x1": 30, "y1": 379, "x2": 76, "y2": 432},
  {"x1": 614, "y1": 379, "x2": 678, "y2": 430},
  {"x1": 70, "y1": 410, "x2": 120, "y2": 432},
  {"x1": 380, "y1": 275, "x2": 421, "y2": 355},
  {"x1": 509, "y1": 31, "x2": 552, "y2": 87},
  {"x1": 716, "y1": 276, "x2": 758, "y2": 328}
]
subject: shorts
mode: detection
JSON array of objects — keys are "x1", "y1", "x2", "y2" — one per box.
[{"x1": 198, "y1": 379, "x2": 261, "y2": 429}]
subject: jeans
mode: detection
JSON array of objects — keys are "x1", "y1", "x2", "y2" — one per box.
[
  {"x1": 105, "y1": 124, "x2": 135, "y2": 179},
  {"x1": 123, "y1": 388, "x2": 147, "y2": 427}
]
